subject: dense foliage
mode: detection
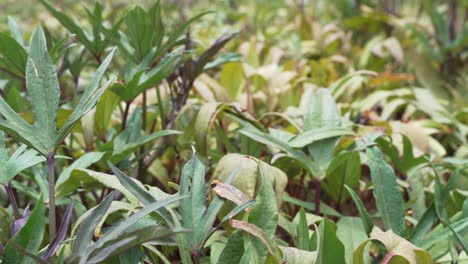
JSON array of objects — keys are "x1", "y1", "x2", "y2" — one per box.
[{"x1": 0, "y1": 0, "x2": 467, "y2": 263}]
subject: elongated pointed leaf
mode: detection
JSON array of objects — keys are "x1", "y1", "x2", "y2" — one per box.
[
  {"x1": 196, "y1": 168, "x2": 245, "y2": 249},
  {"x1": 39, "y1": 0, "x2": 92, "y2": 49},
  {"x1": 194, "y1": 32, "x2": 238, "y2": 77},
  {"x1": 297, "y1": 208, "x2": 310, "y2": 250},
  {"x1": 4, "y1": 240, "x2": 48, "y2": 264},
  {"x1": 56, "y1": 169, "x2": 137, "y2": 203},
  {"x1": 336, "y1": 217, "x2": 368, "y2": 264},
  {"x1": 0, "y1": 96, "x2": 45, "y2": 154},
  {"x1": 3, "y1": 196, "x2": 45, "y2": 264},
  {"x1": 302, "y1": 88, "x2": 342, "y2": 172},
  {"x1": 88, "y1": 225, "x2": 179, "y2": 264},
  {"x1": 43, "y1": 200, "x2": 75, "y2": 260},
  {"x1": 71, "y1": 192, "x2": 115, "y2": 263},
  {"x1": 26, "y1": 26, "x2": 60, "y2": 154},
  {"x1": 109, "y1": 162, "x2": 174, "y2": 226},
  {"x1": 239, "y1": 128, "x2": 319, "y2": 175},
  {"x1": 179, "y1": 154, "x2": 207, "y2": 247},
  {"x1": 288, "y1": 127, "x2": 355, "y2": 148},
  {"x1": 229, "y1": 219, "x2": 281, "y2": 262},
  {"x1": 217, "y1": 231, "x2": 245, "y2": 264},
  {"x1": 316, "y1": 216, "x2": 345, "y2": 264},
  {"x1": 0, "y1": 32, "x2": 27, "y2": 80},
  {"x1": 57, "y1": 48, "x2": 116, "y2": 150},
  {"x1": 89, "y1": 195, "x2": 186, "y2": 254},
  {"x1": 344, "y1": 185, "x2": 373, "y2": 235},
  {"x1": 0, "y1": 132, "x2": 45, "y2": 185},
  {"x1": 55, "y1": 152, "x2": 104, "y2": 187},
  {"x1": 367, "y1": 146, "x2": 406, "y2": 235}
]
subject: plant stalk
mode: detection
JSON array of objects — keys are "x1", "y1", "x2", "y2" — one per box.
[
  {"x1": 47, "y1": 154, "x2": 56, "y2": 240},
  {"x1": 382, "y1": 252, "x2": 394, "y2": 264},
  {"x1": 121, "y1": 101, "x2": 131, "y2": 130},
  {"x1": 5, "y1": 182, "x2": 20, "y2": 219},
  {"x1": 314, "y1": 180, "x2": 321, "y2": 215}
]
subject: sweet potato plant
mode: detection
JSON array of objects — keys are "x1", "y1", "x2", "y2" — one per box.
[{"x1": 0, "y1": 0, "x2": 466, "y2": 263}]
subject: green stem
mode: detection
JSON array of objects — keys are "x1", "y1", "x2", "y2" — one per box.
[
  {"x1": 138, "y1": 91, "x2": 148, "y2": 180},
  {"x1": 47, "y1": 154, "x2": 56, "y2": 240},
  {"x1": 155, "y1": 86, "x2": 166, "y2": 129}
]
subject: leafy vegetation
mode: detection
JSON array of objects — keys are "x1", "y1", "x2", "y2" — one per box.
[{"x1": 0, "y1": 0, "x2": 466, "y2": 263}]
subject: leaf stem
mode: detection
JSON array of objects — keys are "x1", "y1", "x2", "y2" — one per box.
[
  {"x1": 315, "y1": 179, "x2": 321, "y2": 215},
  {"x1": 192, "y1": 251, "x2": 201, "y2": 264},
  {"x1": 121, "y1": 101, "x2": 131, "y2": 130},
  {"x1": 382, "y1": 251, "x2": 394, "y2": 264},
  {"x1": 155, "y1": 86, "x2": 166, "y2": 128},
  {"x1": 5, "y1": 182, "x2": 20, "y2": 219},
  {"x1": 47, "y1": 154, "x2": 56, "y2": 240}
]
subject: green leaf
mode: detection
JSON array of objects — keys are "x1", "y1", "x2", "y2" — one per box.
[
  {"x1": 229, "y1": 219, "x2": 281, "y2": 262},
  {"x1": 247, "y1": 174, "x2": 279, "y2": 263},
  {"x1": 239, "y1": 128, "x2": 319, "y2": 175},
  {"x1": 297, "y1": 208, "x2": 310, "y2": 250},
  {"x1": 336, "y1": 217, "x2": 368, "y2": 264},
  {"x1": 55, "y1": 152, "x2": 104, "y2": 188},
  {"x1": 421, "y1": 216, "x2": 468, "y2": 250},
  {"x1": 57, "y1": 48, "x2": 115, "y2": 151},
  {"x1": 211, "y1": 153, "x2": 287, "y2": 205},
  {"x1": 194, "y1": 102, "x2": 224, "y2": 157},
  {"x1": 26, "y1": 26, "x2": 60, "y2": 154},
  {"x1": 283, "y1": 194, "x2": 342, "y2": 218},
  {"x1": 0, "y1": 26, "x2": 115, "y2": 157},
  {"x1": 409, "y1": 204, "x2": 437, "y2": 245},
  {"x1": 3, "y1": 195, "x2": 45, "y2": 264},
  {"x1": 0, "y1": 95, "x2": 41, "y2": 154},
  {"x1": 288, "y1": 127, "x2": 355, "y2": 148},
  {"x1": 39, "y1": 0, "x2": 92, "y2": 51},
  {"x1": 344, "y1": 185, "x2": 373, "y2": 235},
  {"x1": 125, "y1": 2, "x2": 163, "y2": 62},
  {"x1": 204, "y1": 52, "x2": 242, "y2": 71},
  {"x1": 279, "y1": 246, "x2": 317, "y2": 264},
  {"x1": 376, "y1": 135, "x2": 427, "y2": 174},
  {"x1": 55, "y1": 169, "x2": 137, "y2": 204},
  {"x1": 0, "y1": 132, "x2": 45, "y2": 185},
  {"x1": 316, "y1": 216, "x2": 345, "y2": 264},
  {"x1": 194, "y1": 33, "x2": 238, "y2": 77},
  {"x1": 217, "y1": 231, "x2": 245, "y2": 264},
  {"x1": 157, "y1": 11, "x2": 213, "y2": 59},
  {"x1": 109, "y1": 162, "x2": 175, "y2": 226},
  {"x1": 95, "y1": 90, "x2": 120, "y2": 139},
  {"x1": 220, "y1": 62, "x2": 244, "y2": 99},
  {"x1": 179, "y1": 154, "x2": 207, "y2": 248},
  {"x1": 322, "y1": 152, "x2": 361, "y2": 204},
  {"x1": 113, "y1": 122, "x2": 181, "y2": 161},
  {"x1": 88, "y1": 225, "x2": 178, "y2": 264},
  {"x1": 0, "y1": 32, "x2": 27, "y2": 80},
  {"x1": 302, "y1": 88, "x2": 343, "y2": 173},
  {"x1": 86, "y1": 195, "x2": 186, "y2": 263},
  {"x1": 367, "y1": 146, "x2": 406, "y2": 235},
  {"x1": 197, "y1": 169, "x2": 252, "y2": 250},
  {"x1": 354, "y1": 226, "x2": 432, "y2": 264},
  {"x1": 70, "y1": 192, "x2": 115, "y2": 264},
  {"x1": 7, "y1": 17, "x2": 24, "y2": 47}
]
